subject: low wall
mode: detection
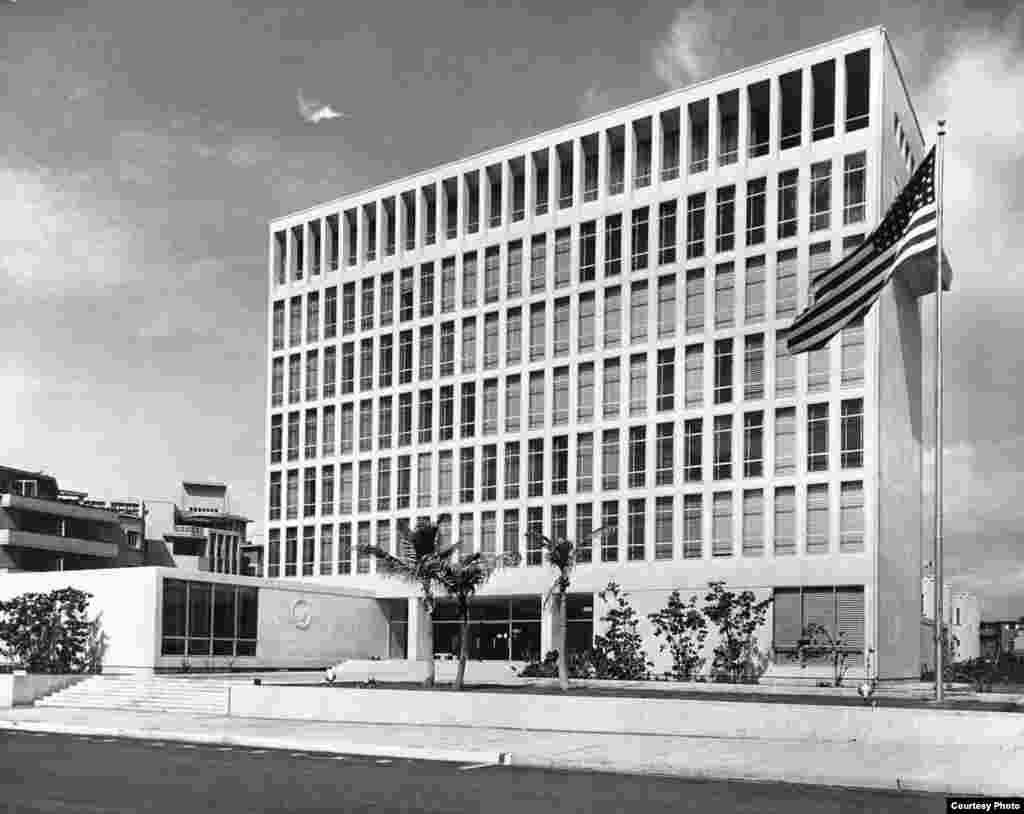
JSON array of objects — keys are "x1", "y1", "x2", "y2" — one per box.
[
  {"x1": 0, "y1": 674, "x2": 89, "y2": 708},
  {"x1": 228, "y1": 685, "x2": 1024, "y2": 747}
]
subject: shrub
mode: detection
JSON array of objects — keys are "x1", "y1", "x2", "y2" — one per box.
[
  {"x1": 590, "y1": 582, "x2": 651, "y2": 680},
  {"x1": 519, "y1": 649, "x2": 600, "y2": 680},
  {"x1": 795, "y1": 623, "x2": 855, "y2": 687},
  {"x1": 701, "y1": 580, "x2": 772, "y2": 684},
  {"x1": 0, "y1": 588, "x2": 104, "y2": 674},
  {"x1": 648, "y1": 590, "x2": 708, "y2": 681}
]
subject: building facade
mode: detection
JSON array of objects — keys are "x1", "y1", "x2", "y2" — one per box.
[
  {"x1": 263, "y1": 28, "x2": 942, "y2": 679},
  {"x1": 922, "y1": 576, "x2": 981, "y2": 664}
]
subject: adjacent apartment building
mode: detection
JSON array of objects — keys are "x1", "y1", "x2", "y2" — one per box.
[{"x1": 263, "y1": 27, "x2": 944, "y2": 679}]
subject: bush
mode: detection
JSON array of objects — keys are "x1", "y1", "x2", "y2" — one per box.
[
  {"x1": 590, "y1": 582, "x2": 652, "y2": 681},
  {"x1": 0, "y1": 588, "x2": 105, "y2": 674},
  {"x1": 648, "y1": 590, "x2": 708, "y2": 681},
  {"x1": 519, "y1": 649, "x2": 600, "y2": 680},
  {"x1": 701, "y1": 581, "x2": 772, "y2": 684}
]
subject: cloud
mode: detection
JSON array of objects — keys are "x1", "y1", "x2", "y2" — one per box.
[
  {"x1": 579, "y1": 84, "x2": 611, "y2": 118},
  {"x1": 652, "y1": 2, "x2": 739, "y2": 87}
]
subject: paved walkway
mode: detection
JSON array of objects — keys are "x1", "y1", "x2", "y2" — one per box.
[{"x1": 1, "y1": 706, "x2": 1020, "y2": 796}]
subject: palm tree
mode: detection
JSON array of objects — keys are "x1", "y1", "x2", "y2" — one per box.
[
  {"x1": 436, "y1": 549, "x2": 518, "y2": 691},
  {"x1": 357, "y1": 521, "x2": 453, "y2": 688},
  {"x1": 526, "y1": 527, "x2": 605, "y2": 691}
]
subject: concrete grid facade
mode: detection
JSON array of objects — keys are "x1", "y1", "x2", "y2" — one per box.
[{"x1": 264, "y1": 27, "x2": 935, "y2": 679}]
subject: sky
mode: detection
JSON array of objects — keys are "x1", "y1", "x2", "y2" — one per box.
[{"x1": 1, "y1": 0, "x2": 1022, "y2": 617}]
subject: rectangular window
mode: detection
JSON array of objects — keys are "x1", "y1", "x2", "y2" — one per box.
[
  {"x1": 437, "y1": 451, "x2": 453, "y2": 506},
  {"x1": 319, "y1": 524, "x2": 333, "y2": 575},
  {"x1": 528, "y1": 439, "x2": 544, "y2": 498},
  {"x1": 718, "y1": 89, "x2": 739, "y2": 165},
  {"x1": 558, "y1": 145, "x2": 573, "y2": 208},
  {"x1": 634, "y1": 123, "x2": 652, "y2": 188},
  {"x1": 629, "y1": 353, "x2": 647, "y2": 417},
  {"x1": 380, "y1": 273, "x2": 394, "y2": 326},
  {"x1": 337, "y1": 524, "x2": 352, "y2": 574},
  {"x1": 555, "y1": 228, "x2": 571, "y2": 288},
  {"x1": 417, "y1": 453, "x2": 432, "y2": 508},
  {"x1": 480, "y1": 510, "x2": 497, "y2": 554},
  {"x1": 580, "y1": 221, "x2": 597, "y2": 282},
  {"x1": 525, "y1": 507, "x2": 543, "y2": 565},
  {"x1": 287, "y1": 358, "x2": 299, "y2": 408},
  {"x1": 359, "y1": 339, "x2": 373, "y2": 391},
  {"x1": 604, "y1": 286, "x2": 622, "y2": 347},
  {"x1": 460, "y1": 382, "x2": 476, "y2": 439},
  {"x1": 553, "y1": 298, "x2": 570, "y2": 357},
  {"x1": 398, "y1": 392, "x2": 413, "y2": 446},
  {"x1": 342, "y1": 283, "x2": 356, "y2": 334},
  {"x1": 602, "y1": 358, "x2": 620, "y2": 417},
  {"x1": 843, "y1": 153, "x2": 867, "y2": 225},
  {"x1": 321, "y1": 405, "x2": 336, "y2": 457},
  {"x1": 745, "y1": 256, "x2": 766, "y2": 324},
  {"x1": 657, "y1": 275, "x2": 676, "y2": 338},
  {"x1": 601, "y1": 501, "x2": 619, "y2": 563},
  {"x1": 440, "y1": 259, "x2": 455, "y2": 312},
  {"x1": 685, "y1": 270, "x2": 704, "y2": 334},
  {"x1": 748, "y1": 80, "x2": 770, "y2": 158},
  {"x1": 604, "y1": 214, "x2": 622, "y2": 276},
  {"x1": 745, "y1": 177, "x2": 767, "y2": 246},
  {"x1": 840, "y1": 481, "x2": 865, "y2": 552},
  {"x1": 714, "y1": 338, "x2": 733, "y2": 404},
  {"x1": 378, "y1": 458, "x2": 392, "y2": 511},
  {"x1": 356, "y1": 522, "x2": 370, "y2": 574},
  {"x1": 712, "y1": 492, "x2": 733, "y2": 557},
  {"x1": 461, "y1": 316, "x2": 477, "y2": 374},
  {"x1": 529, "y1": 303, "x2": 546, "y2": 362},
  {"x1": 845, "y1": 50, "x2": 870, "y2": 132},
  {"x1": 338, "y1": 464, "x2": 353, "y2": 514},
  {"x1": 841, "y1": 398, "x2": 864, "y2": 468},
  {"x1": 419, "y1": 326, "x2": 434, "y2": 381},
  {"x1": 578, "y1": 292, "x2": 596, "y2": 352},
  {"x1": 507, "y1": 240, "x2": 523, "y2": 297},
  {"x1": 505, "y1": 308, "x2": 522, "y2": 365},
  {"x1": 358, "y1": 461, "x2": 372, "y2": 512},
  {"x1": 807, "y1": 403, "x2": 829, "y2": 472},
  {"x1": 683, "y1": 494, "x2": 702, "y2": 559},
  {"x1": 482, "y1": 378, "x2": 499, "y2": 435},
  {"x1": 584, "y1": 143, "x2": 600, "y2": 201},
  {"x1": 505, "y1": 375, "x2": 521, "y2": 432},
  {"x1": 439, "y1": 385, "x2": 454, "y2": 441},
  {"x1": 775, "y1": 407, "x2": 796, "y2": 475},
  {"x1": 631, "y1": 207, "x2": 649, "y2": 271},
  {"x1": 269, "y1": 472, "x2": 281, "y2": 521},
  {"x1": 462, "y1": 252, "x2": 477, "y2": 309},
  {"x1": 806, "y1": 483, "x2": 829, "y2": 554},
  {"x1": 684, "y1": 344, "x2": 703, "y2": 408},
  {"x1": 744, "y1": 333, "x2": 764, "y2": 400},
  {"x1": 630, "y1": 280, "x2": 648, "y2": 343},
  {"x1": 810, "y1": 160, "x2": 831, "y2": 232},
  {"x1": 658, "y1": 201, "x2": 677, "y2": 265},
  {"x1": 286, "y1": 469, "x2": 299, "y2": 520},
  {"x1": 553, "y1": 367, "x2": 569, "y2": 426},
  {"x1": 714, "y1": 263, "x2": 734, "y2": 329},
  {"x1": 530, "y1": 234, "x2": 547, "y2": 293},
  {"x1": 439, "y1": 322, "x2": 455, "y2": 376},
  {"x1": 504, "y1": 509, "x2": 520, "y2": 561},
  {"x1": 808, "y1": 346, "x2": 830, "y2": 394},
  {"x1": 419, "y1": 389, "x2": 434, "y2": 444},
  {"x1": 552, "y1": 436, "x2": 569, "y2": 495},
  {"x1": 742, "y1": 489, "x2": 764, "y2": 556},
  {"x1": 361, "y1": 279, "x2": 375, "y2": 330},
  {"x1": 285, "y1": 527, "x2": 298, "y2": 577},
  {"x1": 684, "y1": 418, "x2": 702, "y2": 482},
  {"x1": 340, "y1": 403, "x2": 355, "y2": 453},
  {"x1": 686, "y1": 193, "x2": 706, "y2": 259},
  {"x1": 656, "y1": 348, "x2": 675, "y2": 412},
  {"x1": 775, "y1": 249, "x2": 798, "y2": 318},
  {"x1": 272, "y1": 357, "x2": 284, "y2": 407},
  {"x1": 811, "y1": 59, "x2": 836, "y2": 141},
  {"x1": 577, "y1": 432, "x2": 594, "y2": 492},
  {"x1": 627, "y1": 499, "x2": 646, "y2": 561},
  {"x1": 528, "y1": 371, "x2": 545, "y2": 429},
  {"x1": 841, "y1": 318, "x2": 865, "y2": 387},
  {"x1": 715, "y1": 186, "x2": 735, "y2": 253},
  {"x1": 778, "y1": 169, "x2": 798, "y2": 239},
  {"x1": 306, "y1": 292, "x2": 320, "y2": 343},
  {"x1": 399, "y1": 330, "x2": 413, "y2": 384},
  {"x1": 601, "y1": 429, "x2": 620, "y2": 491},
  {"x1": 655, "y1": 423, "x2": 674, "y2": 486},
  {"x1": 304, "y1": 409, "x2": 317, "y2": 458},
  {"x1": 688, "y1": 99, "x2": 709, "y2": 173},
  {"x1": 779, "y1": 70, "x2": 802, "y2": 151},
  {"x1": 744, "y1": 410, "x2": 764, "y2": 478},
  {"x1": 577, "y1": 362, "x2": 594, "y2": 422},
  {"x1": 289, "y1": 296, "x2": 302, "y2": 347},
  {"x1": 504, "y1": 442, "x2": 520, "y2": 500},
  {"x1": 419, "y1": 263, "x2": 434, "y2": 318},
  {"x1": 340, "y1": 343, "x2": 355, "y2": 394},
  {"x1": 270, "y1": 414, "x2": 283, "y2": 464},
  {"x1": 662, "y1": 116, "x2": 680, "y2": 180},
  {"x1": 287, "y1": 411, "x2": 300, "y2": 462},
  {"x1": 713, "y1": 414, "x2": 732, "y2": 480},
  {"x1": 628, "y1": 426, "x2": 646, "y2": 489},
  {"x1": 377, "y1": 335, "x2": 392, "y2": 388},
  {"x1": 773, "y1": 487, "x2": 796, "y2": 555}
]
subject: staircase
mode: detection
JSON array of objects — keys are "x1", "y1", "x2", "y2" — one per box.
[{"x1": 35, "y1": 674, "x2": 241, "y2": 715}]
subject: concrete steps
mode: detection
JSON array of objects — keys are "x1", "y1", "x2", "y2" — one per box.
[{"x1": 36, "y1": 675, "x2": 243, "y2": 715}]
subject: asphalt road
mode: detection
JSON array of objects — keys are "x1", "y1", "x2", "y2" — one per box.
[{"x1": 0, "y1": 731, "x2": 945, "y2": 813}]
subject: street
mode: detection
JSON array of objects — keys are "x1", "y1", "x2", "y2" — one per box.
[{"x1": 0, "y1": 731, "x2": 945, "y2": 813}]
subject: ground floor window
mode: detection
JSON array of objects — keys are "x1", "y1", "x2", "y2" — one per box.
[
  {"x1": 772, "y1": 585, "x2": 864, "y2": 663},
  {"x1": 161, "y1": 579, "x2": 258, "y2": 657}
]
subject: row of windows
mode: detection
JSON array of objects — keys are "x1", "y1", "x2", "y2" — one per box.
[
  {"x1": 272, "y1": 159, "x2": 867, "y2": 337},
  {"x1": 268, "y1": 398, "x2": 863, "y2": 520},
  {"x1": 272, "y1": 49, "x2": 873, "y2": 282},
  {"x1": 265, "y1": 477, "x2": 866, "y2": 577},
  {"x1": 269, "y1": 324, "x2": 865, "y2": 445}
]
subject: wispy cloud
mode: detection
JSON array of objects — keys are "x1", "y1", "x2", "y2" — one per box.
[
  {"x1": 652, "y1": 2, "x2": 740, "y2": 87},
  {"x1": 578, "y1": 84, "x2": 611, "y2": 117}
]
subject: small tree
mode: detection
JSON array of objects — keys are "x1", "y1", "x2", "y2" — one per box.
[
  {"x1": 0, "y1": 588, "x2": 102, "y2": 673},
  {"x1": 796, "y1": 623, "x2": 854, "y2": 687},
  {"x1": 436, "y1": 548, "x2": 518, "y2": 691},
  {"x1": 648, "y1": 590, "x2": 708, "y2": 681},
  {"x1": 525, "y1": 526, "x2": 605, "y2": 691},
  {"x1": 357, "y1": 521, "x2": 450, "y2": 687},
  {"x1": 701, "y1": 581, "x2": 772, "y2": 683},
  {"x1": 591, "y1": 582, "x2": 651, "y2": 680}
]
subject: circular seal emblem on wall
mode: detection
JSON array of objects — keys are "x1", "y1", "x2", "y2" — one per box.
[{"x1": 290, "y1": 599, "x2": 313, "y2": 630}]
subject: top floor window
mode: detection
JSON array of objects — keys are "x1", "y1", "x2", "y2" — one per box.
[{"x1": 845, "y1": 50, "x2": 871, "y2": 132}]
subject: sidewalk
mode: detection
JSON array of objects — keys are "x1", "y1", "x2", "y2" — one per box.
[{"x1": 1, "y1": 706, "x2": 1021, "y2": 796}]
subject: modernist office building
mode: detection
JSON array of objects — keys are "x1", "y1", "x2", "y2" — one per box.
[{"x1": 264, "y1": 27, "x2": 942, "y2": 679}]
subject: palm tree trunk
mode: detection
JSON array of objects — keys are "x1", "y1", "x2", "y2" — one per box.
[
  {"x1": 455, "y1": 604, "x2": 470, "y2": 691},
  {"x1": 556, "y1": 591, "x2": 569, "y2": 691},
  {"x1": 423, "y1": 602, "x2": 435, "y2": 688}
]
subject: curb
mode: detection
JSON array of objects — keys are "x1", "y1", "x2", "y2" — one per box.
[
  {"x1": 506, "y1": 755, "x2": 1024, "y2": 797},
  {"x1": 0, "y1": 720, "x2": 509, "y2": 766}
]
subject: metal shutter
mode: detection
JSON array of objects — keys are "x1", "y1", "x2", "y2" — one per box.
[
  {"x1": 802, "y1": 587, "x2": 836, "y2": 637},
  {"x1": 836, "y1": 586, "x2": 865, "y2": 651},
  {"x1": 773, "y1": 588, "x2": 802, "y2": 649}
]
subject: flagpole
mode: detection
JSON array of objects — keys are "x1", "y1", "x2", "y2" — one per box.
[{"x1": 934, "y1": 120, "x2": 947, "y2": 702}]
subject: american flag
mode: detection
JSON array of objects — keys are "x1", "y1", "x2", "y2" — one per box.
[{"x1": 786, "y1": 146, "x2": 938, "y2": 355}]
